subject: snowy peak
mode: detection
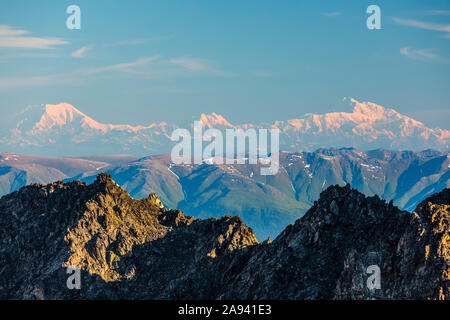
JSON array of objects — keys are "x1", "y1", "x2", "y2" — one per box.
[
  {"x1": 35, "y1": 103, "x2": 90, "y2": 129},
  {"x1": 45, "y1": 103, "x2": 86, "y2": 120},
  {"x1": 346, "y1": 98, "x2": 423, "y2": 127},
  {"x1": 28, "y1": 103, "x2": 170, "y2": 134},
  {"x1": 200, "y1": 112, "x2": 233, "y2": 128},
  {"x1": 348, "y1": 98, "x2": 386, "y2": 115},
  {"x1": 285, "y1": 98, "x2": 428, "y2": 135},
  {"x1": 346, "y1": 99, "x2": 427, "y2": 132},
  {"x1": 2, "y1": 98, "x2": 449, "y2": 156}
]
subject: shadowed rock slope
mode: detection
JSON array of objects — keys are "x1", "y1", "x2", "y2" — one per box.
[{"x1": 0, "y1": 173, "x2": 448, "y2": 299}]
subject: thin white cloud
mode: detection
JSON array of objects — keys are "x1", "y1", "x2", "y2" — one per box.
[
  {"x1": 0, "y1": 37, "x2": 67, "y2": 49},
  {"x1": 105, "y1": 39, "x2": 147, "y2": 47},
  {"x1": 104, "y1": 35, "x2": 175, "y2": 47},
  {"x1": 392, "y1": 17, "x2": 450, "y2": 38},
  {"x1": 169, "y1": 57, "x2": 211, "y2": 71},
  {"x1": 0, "y1": 76, "x2": 47, "y2": 90},
  {"x1": 18, "y1": 53, "x2": 59, "y2": 58},
  {"x1": 323, "y1": 12, "x2": 341, "y2": 17},
  {"x1": 0, "y1": 25, "x2": 28, "y2": 36},
  {"x1": 168, "y1": 57, "x2": 231, "y2": 76},
  {"x1": 81, "y1": 56, "x2": 160, "y2": 75},
  {"x1": 424, "y1": 10, "x2": 450, "y2": 16},
  {"x1": 0, "y1": 74, "x2": 75, "y2": 90},
  {"x1": 0, "y1": 53, "x2": 59, "y2": 61},
  {"x1": 71, "y1": 46, "x2": 89, "y2": 58},
  {"x1": 0, "y1": 57, "x2": 158, "y2": 90},
  {"x1": 0, "y1": 25, "x2": 67, "y2": 49},
  {"x1": 400, "y1": 47, "x2": 447, "y2": 63},
  {"x1": 0, "y1": 55, "x2": 228, "y2": 90}
]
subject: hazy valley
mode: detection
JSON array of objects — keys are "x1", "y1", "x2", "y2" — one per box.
[{"x1": 1, "y1": 148, "x2": 448, "y2": 239}]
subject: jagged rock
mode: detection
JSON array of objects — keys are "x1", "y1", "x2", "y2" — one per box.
[
  {"x1": 0, "y1": 173, "x2": 258, "y2": 299},
  {"x1": 0, "y1": 175, "x2": 448, "y2": 299}
]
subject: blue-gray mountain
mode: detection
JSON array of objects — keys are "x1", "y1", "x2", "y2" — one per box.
[{"x1": 1, "y1": 148, "x2": 448, "y2": 239}]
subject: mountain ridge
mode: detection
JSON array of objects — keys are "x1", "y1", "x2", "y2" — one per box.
[
  {"x1": 1, "y1": 148, "x2": 448, "y2": 239},
  {"x1": 2, "y1": 98, "x2": 449, "y2": 156},
  {"x1": 0, "y1": 174, "x2": 448, "y2": 299}
]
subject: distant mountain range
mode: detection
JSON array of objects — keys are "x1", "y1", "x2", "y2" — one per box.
[
  {"x1": 1, "y1": 148, "x2": 448, "y2": 239},
  {"x1": 1, "y1": 98, "x2": 449, "y2": 156}
]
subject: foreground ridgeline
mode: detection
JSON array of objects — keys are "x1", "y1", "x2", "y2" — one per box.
[{"x1": 0, "y1": 173, "x2": 448, "y2": 299}]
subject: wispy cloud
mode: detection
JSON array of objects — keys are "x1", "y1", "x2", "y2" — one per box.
[
  {"x1": 0, "y1": 53, "x2": 59, "y2": 62},
  {"x1": 0, "y1": 37, "x2": 67, "y2": 49},
  {"x1": 424, "y1": 10, "x2": 450, "y2": 16},
  {"x1": 169, "y1": 57, "x2": 211, "y2": 71},
  {"x1": 104, "y1": 34, "x2": 175, "y2": 47},
  {"x1": 0, "y1": 25, "x2": 67, "y2": 49},
  {"x1": 323, "y1": 12, "x2": 341, "y2": 17},
  {"x1": 168, "y1": 57, "x2": 230, "y2": 76},
  {"x1": 400, "y1": 47, "x2": 447, "y2": 63},
  {"x1": 0, "y1": 25, "x2": 28, "y2": 36},
  {"x1": 104, "y1": 39, "x2": 148, "y2": 47},
  {"x1": 80, "y1": 56, "x2": 160, "y2": 75},
  {"x1": 0, "y1": 76, "x2": 49, "y2": 90},
  {"x1": 0, "y1": 74, "x2": 75, "y2": 90},
  {"x1": 0, "y1": 57, "x2": 158, "y2": 90},
  {"x1": 71, "y1": 46, "x2": 89, "y2": 58},
  {"x1": 0, "y1": 55, "x2": 228, "y2": 90},
  {"x1": 392, "y1": 17, "x2": 450, "y2": 38}
]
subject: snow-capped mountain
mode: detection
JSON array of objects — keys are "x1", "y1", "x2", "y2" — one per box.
[
  {"x1": 269, "y1": 98, "x2": 449, "y2": 152},
  {"x1": 3, "y1": 103, "x2": 176, "y2": 156},
  {"x1": 1, "y1": 98, "x2": 448, "y2": 156}
]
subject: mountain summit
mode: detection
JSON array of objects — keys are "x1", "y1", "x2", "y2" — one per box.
[
  {"x1": 1, "y1": 99, "x2": 448, "y2": 156},
  {"x1": 36, "y1": 103, "x2": 88, "y2": 128},
  {"x1": 199, "y1": 112, "x2": 233, "y2": 128}
]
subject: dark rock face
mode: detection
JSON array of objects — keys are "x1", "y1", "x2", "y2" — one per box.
[
  {"x1": 217, "y1": 185, "x2": 411, "y2": 299},
  {"x1": 0, "y1": 173, "x2": 448, "y2": 299},
  {"x1": 0, "y1": 173, "x2": 257, "y2": 299},
  {"x1": 388, "y1": 188, "x2": 450, "y2": 299}
]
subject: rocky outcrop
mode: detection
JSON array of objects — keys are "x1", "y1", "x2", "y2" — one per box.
[
  {"x1": 216, "y1": 185, "x2": 411, "y2": 299},
  {"x1": 0, "y1": 174, "x2": 448, "y2": 299},
  {"x1": 389, "y1": 188, "x2": 450, "y2": 299},
  {"x1": 0, "y1": 173, "x2": 258, "y2": 299}
]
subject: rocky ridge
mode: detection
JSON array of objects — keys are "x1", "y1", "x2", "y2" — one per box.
[{"x1": 0, "y1": 173, "x2": 448, "y2": 299}]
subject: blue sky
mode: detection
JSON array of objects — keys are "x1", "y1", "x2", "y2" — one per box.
[{"x1": 1, "y1": 0, "x2": 450, "y2": 129}]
